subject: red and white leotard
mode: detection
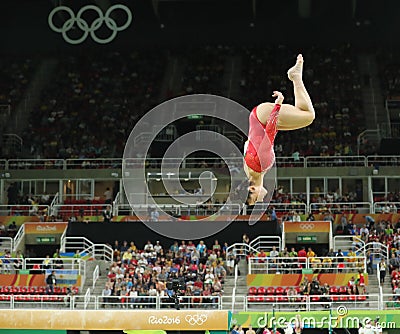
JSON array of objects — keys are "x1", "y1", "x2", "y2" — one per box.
[{"x1": 244, "y1": 104, "x2": 280, "y2": 173}]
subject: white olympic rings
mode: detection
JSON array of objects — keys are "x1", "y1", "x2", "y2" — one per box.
[
  {"x1": 48, "y1": 4, "x2": 132, "y2": 45},
  {"x1": 299, "y1": 223, "x2": 315, "y2": 230},
  {"x1": 185, "y1": 314, "x2": 208, "y2": 326}
]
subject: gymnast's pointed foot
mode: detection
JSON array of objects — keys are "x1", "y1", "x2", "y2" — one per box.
[{"x1": 287, "y1": 54, "x2": 304, "y2": 82}]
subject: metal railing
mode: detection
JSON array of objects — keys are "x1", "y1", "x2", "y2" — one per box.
[
  {"x1": 2, "y1": 155, "x2": 400, "y2": 170},
  {"x1": 0, "y1": 204, "x2": 50, "y2": 216},
  {"x1": 248, "y1": 256, "x2": 366, "y2": 275},
  {"x1": 305, "y1": 156, "x2": 367, "y2": 167},
  {"x1": 92, "y1": 265, "x2": 99, "y2": 290},
  {"x1": 309, "y1": 202, "x2": 372, "y2": 214},
  {"x1": 115, "y1": 203, "x2": 242, "y2": 217},
  {"x1": 245, "y1": 294, "x2": 378, "y2": 312},
  {"x1": 52, "y1": 204, "x2": 106, "y2": 218},
  {"x1": 0, "y1": 257, "x2": 84, "y2": 274},
  {"x1": 0, "y1": 293, "x2": 379, "y2": 310},
  {"x1": 0, "y1": 237, "x2": 13, "y2": 254},
  {"x1": 225, "y1": 243, "x2": 258, "y2": 261},
  {"x1": 382, "y1": 293, "x2": 400, "y2": 309},
  {"x1": 260, "y1": 202, "x2": 308, "y2": 215},
  {"x1": 62, "y1": 236, "x2": 113, "y2": 263},
  {"x1": 333, "y1": 235, "x2": 365, "y2": 252},
  {"x1": 249, "y1": 236, "x2": 281, "y2": 254},
  {"x1": 373, "y1": 201, "x2": 399, "y2": 213},
  {"x1": 13, "y1": 224, "x2": 25, "y2": 252}
]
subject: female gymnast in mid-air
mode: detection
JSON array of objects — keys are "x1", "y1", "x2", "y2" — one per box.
[{"x1": 244, "y1": 54, "x2": 315, "y2": 205}]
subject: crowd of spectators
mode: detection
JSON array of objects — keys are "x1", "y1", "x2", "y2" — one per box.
[
  {"x1": 101, "y1": 239, "x2": 233, "y2": 308},
  {"x1": 238, "y1": 44, "x2": 365, "y2": 158},
  {"x1": 177, "y1": 45, "x2": 232, "y2": 95},
  {"x1": 0, "y1": 43, "x2": 384, "y2": 160},
  {"x1": 0, "y1": 56, "x2": 34, "y2": 110},
  {"x1": 24, "y1": 50, "x2": 166, "y2": 159}
]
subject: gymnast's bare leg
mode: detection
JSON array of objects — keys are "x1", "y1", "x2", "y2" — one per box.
[{"x1": 245, "y1": 54, "x2": 315, "y2": 205}]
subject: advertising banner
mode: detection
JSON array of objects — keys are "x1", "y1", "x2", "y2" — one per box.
[
  {"x1": 0, "y1": 310, "x2": 230, "y2": 331},
  {"x1": 24, "y1": 222, "x2": 68, "y2": 234},
  {"x1": 247, "y1": 273, "x2": 368, "y2": 287},
  {"x1": 232, "y1": 310, "x2": 400, "y2": 329}
]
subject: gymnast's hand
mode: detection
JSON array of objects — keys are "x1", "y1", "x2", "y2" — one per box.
[{"x1": 272, "y1": 91, "x2": 284, "y2": 105}]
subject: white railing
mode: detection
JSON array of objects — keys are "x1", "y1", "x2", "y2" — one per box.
[
  {"x1": 112, "y1": 192, "x2": 120, "y2": 216},
  {"x1": 245, "y1": 294, "x2": 377, "y2": 311},
  {"x1": 231, "y1": 264, "x2": 238, "y2": 312},
  {"x1": 0, "y1": 237, "x2": 13, "y2": 254},
  {"x1": 309, "y1": 202, "x2": 372, "y2": 214},
  {"x1": 356, "y1": 242, "x2": 389, "y2": 263},
  {"x1": 3, "y1": 155, "x2": 400, "y2": 170},
  {"x1": 65, "y1": 159, "x2": 123, "y2": 169},
  {"x1": 225, "y1": 243, "x2": 258, "y2": 262},
  {"x1": 115, "y1": 203, "x2": 242, "y2": 217},
  {"x1": 6, "y1": 159, "x2": 64, "y2": 170},
  {"x1": 63, "y1": 236, "x2": 113, "y2": 263},
  {"x1": 20, "y1": 258, "x2": 83, "y2": 274},
  {"x1": 52, "y1": 204, "x2": 106, "y2": 219},
  {"x1": 382, "y1": 293, "x2": 400, "y2": 309},
  {"x1": 0, "y1": 204, "x2": 50, "y2": 217},
  {"x1": 83, "y1": 288, "x2": 91, "y2": 310},
  {"x1": 248, "y1": 256, "x2": 366, "y2": 274},
  {"x1": 373, "y1": 201, "x2": 399, "y2": 213},
  {"x1": 92, "y1": 265, "x2": 99, "y2": 290},
  {"x1": 49, "y1": 192, "x2": 60, "y2": 216},
  {"x1": 267, "y1": 202, "x2": 307, "y2": 215},
  {"x1": 305, "y1": 155, "x2": 367, "y2": 167},
  {"x1": 13, "y1": 224, "x2": 25, "y2": 252},
  {"x1": 249, "y1": 236, "x2": 281, "y2": 254},
  {"x1": 333, "y1": 235, "x2": 365, "y2": 252},
  {"x1": 0, "y1": 294, "x2": 379, "y2": 310}
]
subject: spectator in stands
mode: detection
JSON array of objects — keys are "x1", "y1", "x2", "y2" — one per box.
[
  {"x1": 336, "y1": 249, "x2": 344, "y2": 273},
  {"x1": 366, "y1": 250, "x2": 374, "y2": 274},
  {"x1": 102, "y1": 205, "x2": 113, "y2": 223},
  {"x1": 307, "y1": 247, "x2": 316, "y2": 258},
  {"x1": 12, "y1": 250, "x2": 24, "y2": 271},
  {"x1": 104, "y1": 187, "x2": 112, "y2": 204},
  {"x1": 215, "y1": 262, "x2": 227, "y2": 282},
  {"x1": 298, "y1": 247, "x2": 307, "y2": 268},
  {"x1": 46, "y1": 270, "x2": 57, "y2": 294},
  {"x1": 378, "y1": 258, "x2": 387, "y2": 284},
  {"x1": 7, "y1": 221, "x2": 17, "y2": 237},
  {"x1": 101, "y1": 284, "x2": 112, "y2": 308},
  {"x1": 196, "y1": 240, "x2": 207, "y2": 258},
  {"x1": 42, "y1": 255, "x2": 52, "y2": 271},
  {"x1": 226, "y1": 249, "x2": 236, "y2": 276},
  {"x1": 365, "y1": 215, "x2": 375, "y2": 229},
  {"x1": 245, "y1": 325, "x2": 256, "y2": 334},
  {"x1": 154, "y1": 241, "x2": 163, "y2": 255},
  {"x1": 269, "y1": 246, "x2": 279, "y2": 258},
  {"x1": 389, "y1": 253, "x2": 400, "y2": 273},
  {"x1": 310, "y1": 278, "x2": 321, "y2": 295}
]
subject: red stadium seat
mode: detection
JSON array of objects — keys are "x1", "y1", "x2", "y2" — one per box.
[
  {"x1": 357, "y1": 295, "x2": 367, "y2": 301},
  {"x1": 275, "y1": 287, "x2": 284, "y2": 295},
  {"x1": 257, "y1": 287, "x2": 267, "y2": 295},
  {"x1": 248, "y1": 287, "x2": 257, "y2": 295},
  {"x1": 266, "y1": 287, "x2": 275, "y2": 295}
]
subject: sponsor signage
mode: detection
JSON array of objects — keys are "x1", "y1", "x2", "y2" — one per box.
[
  {"x1": 36, "y1": 237, "x2": 56, "y2": 244},
  {"x1": 0, "y1": 310, "x2": 229, "y2": 330},
  {"x1": 297, "y1": 235, "x2": 317, "y2": 243},
  {"x1": 24, "y1": 223, "x2": 68, "y2": 235}
]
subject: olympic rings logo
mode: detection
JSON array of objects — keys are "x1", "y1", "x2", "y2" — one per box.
[
  {"x1": 48, "y1": 4, "x2": 132, "y2": 45},
  {"x1": 185, "y1": 314, "x2": 208, "y2": 326},
  {"x1": 299, "y1": 223, "x2": 315, "y2": 230}
]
